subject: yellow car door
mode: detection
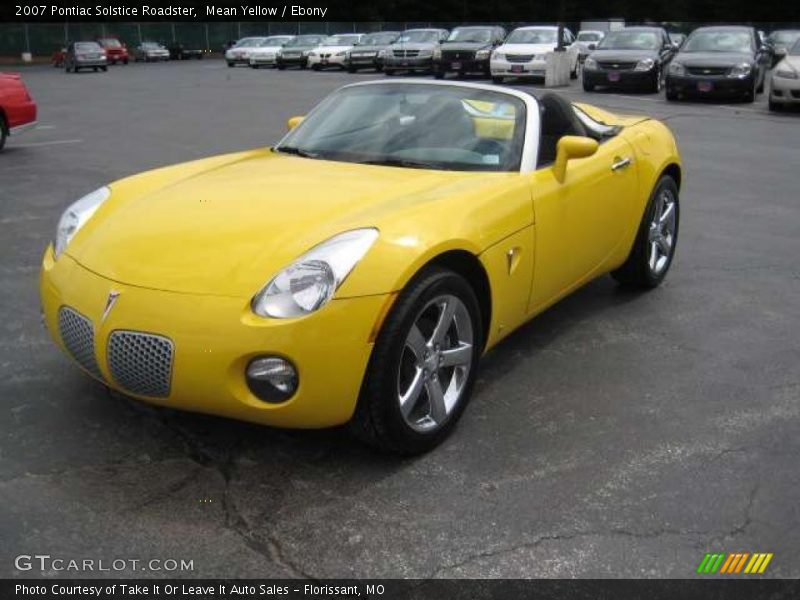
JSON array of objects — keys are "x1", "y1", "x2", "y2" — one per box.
[{"x1": 528, "y1": 135, "x2": 638, "y2": 313}]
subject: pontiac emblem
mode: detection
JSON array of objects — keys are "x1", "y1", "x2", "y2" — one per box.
[{"x1": 101, "y1": 290, "x2": 120, "y2": 323}]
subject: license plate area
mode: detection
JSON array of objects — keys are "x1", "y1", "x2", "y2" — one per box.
[
  {"x1": 510, "y1": 65, "x2": 524, "y2": 73},
  {"x1": 451, "y1": 61, "x2": 461, "y2": 70},
  {"x1": 608, "y1": 71, "x2": 621, "y2": 82},
  {"x1": 697, "y1": 81, "x2": 713, "y2": 92}
]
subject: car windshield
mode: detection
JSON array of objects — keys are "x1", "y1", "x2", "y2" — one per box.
[
  {"x1": 447, "y1": 29, "x2": 493, "y2": 43},
  {"x1": 235, "y1": 38, "x2": 265, "y2": 48},
  {"x1": 324, "y1": 35, "x2": 361, "y2": 45},
  {"x1": 396, "y1": 31, "x2": 440, "y2": 43},
  {"x1": 142, "y1": 43, "x2": 163, "y2": 49},
  {"x1": 769, "y1": 31, "x2": 800, "y2": 45},
  {"x1": 76, "y1": 42, "x2": 101, "y2": 51},
  {"x1": 277, "y1": 84, "x2": 527, "y2": 172},
  {"x1": 286, "y1": 35, "x2": 324, "y2": 47},
  {"x1": 599, "y1": 31, "x2": 660, "y2": 50},
  {"x1": 682, "y1": 31, "x2": 753, "y2": 53},
  {"x1": 506, "y1": 29, "x2": 557, "y2": 44},
  {"x1": 98, "y1": 38, "x2": 121, "y2": 48},
  {"x1": 360, "y1": 33, "x2": 399, "y2": 45},
  {"x1": 577, "y1": 32, "x2": 602, "y2": 42},
  {"x1": 259, "y1": 37, "x2": 289, "y2": 47}
]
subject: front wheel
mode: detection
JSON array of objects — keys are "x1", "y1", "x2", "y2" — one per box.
[
  {"x1": 350, "y1": 267, "x2": 483, "y2": 455},
  {"x1": 768, "y1": 98, "x2": 782, "y2": 111},
  {"x1": 101, "y1": 66, "x2": 107, "y2": 72},
  {"x1": 491, "y1": 76, "x2": 503, "y2": 84},
  {"x1": 582, "y1": 80, "x2": 595, "y2": 92},
  {"x1": 0, "y1": 115, "x2": 7, "y2": 151},
  {"x1": 612, "y1": 175, "x2": 680, "y2": 288}
]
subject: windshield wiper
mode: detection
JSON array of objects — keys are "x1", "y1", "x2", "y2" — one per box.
[
  {"x1": 358, "y1": 157, "x2": 440, "y2": 170},
  {"x1": 273, "y1": 146, "x2": 319, "y2": 158}
]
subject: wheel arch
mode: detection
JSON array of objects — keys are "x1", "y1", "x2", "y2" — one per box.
[{"x1": 661, "y1": 162, "x2": 682, "y2": 190}]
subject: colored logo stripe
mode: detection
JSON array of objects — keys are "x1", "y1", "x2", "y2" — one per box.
[{"x1": 697, "y1": 552, "x2": 773, "y2": 574}]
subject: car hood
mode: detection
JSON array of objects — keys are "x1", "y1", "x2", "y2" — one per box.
[
  {"x1": 315, "y1": 45, "x2": 353, "y2": 53},
  {"x1": 589, "y1": 48, "x2": 658, "y2": 61},
  {"x1": 496, "y1": 43, "x2": 556, "y2": 55},
  {"x1": 391, "y1": 42, "x2": 438, "y2": 51},
  {"x1": 350, "y1": 45, "x2": 386, "y2": 52},
  {"x1": 778, "y1": 55, "x2": 800, "y2": 70},
  {"x1": 252, "y1": 47, "x2": 281, "y2": 54},
  {"x1": 675, "y1": 51, "x2": 754, "y2": 66},
  {"x1": 441, "y1": 42, "x2": 492, "y2": 51},
  {"x1": 66, "y1": 151, "x2": 496, "y2": 297}
]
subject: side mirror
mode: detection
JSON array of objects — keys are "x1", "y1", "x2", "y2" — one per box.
[
  {"x1": 553, "y1": 136, "x2": 599, "y2": 183},
  {"x1": 286, "y1": 116, "x2": 304, "y2": 131}
]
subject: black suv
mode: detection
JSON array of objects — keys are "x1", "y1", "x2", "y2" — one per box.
[{"x1": 435, "y1": 26, "x2": 507, "y2": 79}]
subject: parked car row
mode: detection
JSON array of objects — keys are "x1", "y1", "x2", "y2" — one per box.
[
  {"x1": 219, "y1": 25, "x2": 799, "y2": 111},
  {"x1": 52, "y1": 37, "x2": 207, "y2": 70}
]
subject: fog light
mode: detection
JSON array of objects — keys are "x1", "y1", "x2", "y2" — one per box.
[{"x1": 246, "y1": 357, "x2": 298, "y2": 403}]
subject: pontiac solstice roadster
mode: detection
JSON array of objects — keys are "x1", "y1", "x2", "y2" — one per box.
[{"x1": 41, "y1": 81, "x2": 681, "y2": 454}]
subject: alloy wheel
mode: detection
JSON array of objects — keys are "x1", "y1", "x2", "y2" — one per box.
[
  {"x1": 648, "y1": 187, "x2": 677, "y2": 275},
  {"x1": 396, "y1": 294, "x2": 474, "y2": 433}
]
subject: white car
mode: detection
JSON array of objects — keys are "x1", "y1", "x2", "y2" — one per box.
[
  {"x1": 575, "y1": 30, "x2": 605, "y2": 62},
  {"x1": 248, "y1": 35, "x2": 295, "y2": 68},
  {"x1": 225, "y1": 37, "x2": 268, "y2": 67},
  {"x1": 490, "y1": 26, "x2": 580, "y2": 83},
  {"x1": 307, "y1": 34, "x2": 364, "y2": 70},
  {"x1": 769, "y1": 38, "x2": 800, "y2": 111}
]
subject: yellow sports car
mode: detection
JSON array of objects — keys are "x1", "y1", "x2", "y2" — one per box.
[{"x1": 40, "y1": 81, "x2": 681, "y2": 454}]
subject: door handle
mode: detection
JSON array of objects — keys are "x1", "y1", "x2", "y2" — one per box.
[{"x1": 611, "y1": 157, "x2": 632, "y2": 171}]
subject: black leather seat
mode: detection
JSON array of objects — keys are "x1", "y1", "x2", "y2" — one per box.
[{"x1": 537, "y1": 93, "x2": 587, "y2": 167}]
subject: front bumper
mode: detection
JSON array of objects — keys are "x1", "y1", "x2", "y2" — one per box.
[
  {"x1": 383, "y1": 56, "x2": 434, "y2": 71},
  {"x1": 250, "y1": 54, "x2": 278, "y2": 66},
  {"x1": 226, "y1": 54, "x2": 251, "y2": 65},
  {"x1": 769, "y1": 74, "x2": 800, "y2": 104},
  {"x1": 9, "y1": 120, "x2": 37, "y2": 136},
  {"x1": 76, "y1": 58, "x2": 108, "y2": 67},
  {"x1": 307, "y1": 54, "x2": 347, "y2": 68},
  {"x1": 583, "y1": 67, "x2": 657, "y2": 88},
  {"x1": 666, "y1": 73, "x2": 755, "y2": 98},
  {"x1": 40, "y1": 249, "x2": 387, "y2": 429},
  {"x1": 277, "y1": 54, "x2": 308, "y2": 67},
  {"x1": 490, "y1": 58, "x2": 547, "y2": 78},
  {"x1": 346, "y1": 53, "x2": 381, "y2": 69},
  {"x1": 436, "y1": 57, "x2": 489, "y2": 74}
]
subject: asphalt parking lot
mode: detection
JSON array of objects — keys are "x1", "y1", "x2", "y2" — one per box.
[{"x1": 1, "y1": 60, "x2": 799, "y2": 579}]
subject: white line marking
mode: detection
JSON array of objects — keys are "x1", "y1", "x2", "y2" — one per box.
[
  {"x1": 35, "y1": 125, "x2": 56, "y2": 130},
  {"x1": 14, "y1": 138, "x2": 82, "y2": 148}
]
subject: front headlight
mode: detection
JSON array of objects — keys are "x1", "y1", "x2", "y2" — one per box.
[
  {"x1": 728, "y1": 62, "x2": 752, "y2": 78},
  {"x1": 775, "y1": 67, "x2": 798, "y2": 79},
  {"x1": 379, "y1": 49, "x2": 388, "y2": 58},
  {"x1": 492, "y1": 52, "x2": 505, "y2": 61},
  {"x1": 668, "y1": 61, "x2": 685, "y2": 76},
  {"x1": 584, "y1": 56, "x2": 597, "y2": 69},
  {"x1": 308, "y1": 51, "x2": 318, "y2": 58},
  {"x1": 251, "y1": 228, "x2": 379, "y2": 318},
  {"x1": 54, "y1": 186, "x2": 110, "y2": 258},
  {"x1": 475, "y1": 48, "x2": 491, "y2": 59},
  {"x1": 418, "y1": 49, "x2": 433, "y2": 58},
  {"x1": 335, "y1": 51, "x2": 346, "y2": 57},
  {"x1": 634, "y1": 58, "x2": 655, "y2": 71}
]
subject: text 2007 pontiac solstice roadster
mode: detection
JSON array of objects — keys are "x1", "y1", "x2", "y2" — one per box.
[{"x1": 41, "y1": 80, "x2": 681, "y2": 454}]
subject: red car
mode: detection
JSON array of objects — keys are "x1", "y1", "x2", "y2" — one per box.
[
  {"x1": 0, "y1": 72, "x2": 37, "y2": 151},
  {"x1": 96, "y1": 37, "x2": 129, "y2": 64}
]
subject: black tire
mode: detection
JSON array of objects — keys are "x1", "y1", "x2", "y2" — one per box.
[
  {"x1": 768, "y1": 98, "x2": 782, "y2": 111},
  {"x1": 277, "y1": 64, "x2": 286, "y2": 70},
  {"x1": 65, "y1": 64, "x2": 71, "y2": 73},
  {"x1": 350, "y1": 267, "x2": 484, "y2": 455},
  {"x1": 74, "y1": 66, "x2": 80, "y2": 73},
  {"x1": 227, "y1": 61, "x2": 234, "y2": 67},
  {"x1": 0, "y1": 114, "x2": 7, "y2": 152},
  {"x1": 311, "y1": 64, "x2": 321, "y2": 71},
  {"x1": 583, "y1": 80, "x2": 595, "y2": 92},
  {"x1": 570, "y1": 61, "x2": 578, "y2": 80},
  {"x1": 101, "y1": 66, "x2": 107, "y2": 72},
  {"x1": 666, "y1": 88, "x2": 678, "y2": 101},
  {"x1": 491, "y1": 76, "x2": 503, "y2": 84},
  {"x1": 347, "y1": 66, "x2": 357, "y2": 73},
  {"x1": 384, "y1": 69, "x2": 395, "y2": 76},
  {"x1": 611, "y1": 175, "x2": 680, "y2": 289},
  {"x1": 743, "y1": 84, "x2": 756, "y2": 103},
  {"x1": 123, "y1": 59, "x2": 128, "y2": 65}
]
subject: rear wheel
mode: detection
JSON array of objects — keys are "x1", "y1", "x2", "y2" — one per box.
[
  {"x1": 0, "y1": 114, "x2": 7, "y2": 151},
  {"x1": 491, "y1": 76, "x2": 503, "y2": 84},
  {"x1": 350, "y1": 267, "x2": 483, "y2": 455},
  {"x1": 583, "y1": 80, "x2": 595, "y2": 92},
  {"x1": 612, "y1": 175, "x2": 680, "y2": 289}
]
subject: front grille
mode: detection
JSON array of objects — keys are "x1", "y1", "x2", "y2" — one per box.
[
  {"x1": 108, "y1": 330, "x2": 173, "y2": 397},
  {"x1": 506, "y1": 54, "x2": 534, "y2": 63},
  {"x1": 442, "y1": 50, "x2": 476, "y2": 61},
  {"x1": 597, "y1": 60, "x2": 637, "y2": 71},
  {"x1": 686, "y1": 66, "x2": 729, "y2": 76},
  {"x1": 58, "y1": 307, "x2": 103, "y2": 379},
  {"x1": 282, "y1": 52, "x2": 300, "y2": 57},
  {"x1": 393, "y1": 49, "x2": 420, "y2": 58}
]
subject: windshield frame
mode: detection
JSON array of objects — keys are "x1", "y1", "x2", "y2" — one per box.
[
  {"x1": 446, "y1": 28, "x2": 494, "y2": 43},
  {"x1": 597, "y1": 30, "x2": 661, "y2": 51},
  {"x1": 395, "y1": 30, "x2": 441, "y2": 44},
  {"x1": 681, "y1": 29, "x2": 755, "y2": 54},
  {"x1": 505, "y1": 28, "x2": 558, "y2": 45},
  {"x1": 274, "y1": 81, "x2": 542, "y2": 173},
  {"x1": 323, "y1": 34, "x2": 362, "y2": 46}
]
